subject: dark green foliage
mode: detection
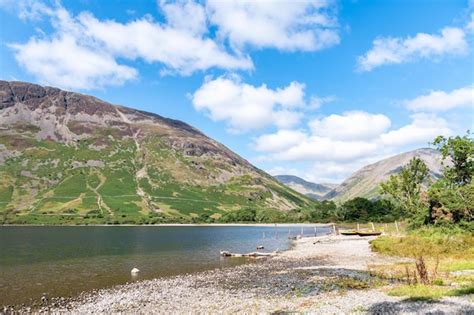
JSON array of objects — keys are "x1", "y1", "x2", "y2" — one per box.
[
  {"x1": 219, "y1": 207, "x2": 257, "y2": 222},
  {"x1": 428, "y1": 179, "x2": 473, "y2": 224},
  {"x1": 255, "y1": 208, "x2": 287, "y2": 223},
  {"x1": 339, "y1": 197, "x2": 402, "y2": 222},
  {"x1": 433, "y1": 132, "x2": 474, "y2": 186},
  {"x1": 285, "y1": 208, "x2": 311, "y2": 223},
  {"x1": 191, "y1": 212, "x2": 216, "y2": 223},
  {"x1": 377, "y1": 132, "x2": 473, "y2": 230},
  {"x1": 380, "y1": 157, "x2": 430, "y2": 227},
  {"x1": 310, "y1": 200, "x2": 338, "y2": 222},
  {"x1": 428, "y1": 132, "x2": 473, "y2": 225}
]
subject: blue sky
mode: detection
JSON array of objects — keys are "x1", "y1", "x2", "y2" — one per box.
[{"x1": 1, "y1": 0, "x2": 473, "y2": 183}]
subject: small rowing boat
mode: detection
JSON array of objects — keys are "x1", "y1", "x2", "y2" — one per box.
[
  {"x1": 340, "y1": 230, "x2": 358, "y2": 236},
  {"x1": 357, "y1": 230, "x2": 382, "y2": 236}
]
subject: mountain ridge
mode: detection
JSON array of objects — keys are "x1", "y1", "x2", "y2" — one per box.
[
  {"x1": 0, "y1": 80, "x2": 314, "y2": 224},
  {"x1": 274, "y1": 175, "x2": 336, "y2": 200},
  {"x1": 323, "y1": 148, "x2": 444, "y2": 202},
  {"x1": 275, "y1": 148, "x2": 445, "y2": 203}
]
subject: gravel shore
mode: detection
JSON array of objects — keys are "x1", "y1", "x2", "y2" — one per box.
[{"x1": 17, "y1": 235, "x2": 474, "y2": 314}]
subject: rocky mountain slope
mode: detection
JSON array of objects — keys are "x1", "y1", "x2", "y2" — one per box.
[
  {"x1": 324, "y1": 148, "x2": 444, "y2": 202},
  {"x1": 0, "y1": 81, "x2": 314, "y2": 224},
  {"x1": 274, "y1": 175, "x2": 336, "y2": 200}
]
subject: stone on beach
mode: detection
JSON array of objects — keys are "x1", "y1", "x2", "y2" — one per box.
[{"x1": 131, "y1": 268, "x2": 140, "y2": 275}]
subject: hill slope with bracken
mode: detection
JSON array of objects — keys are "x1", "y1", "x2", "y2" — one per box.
[
  {"x1": 0, "y1": 81, "x2": 314, "y2": 224},
  {"x1": 324, "y1": 148, "x2": 445, "y2": 202}
]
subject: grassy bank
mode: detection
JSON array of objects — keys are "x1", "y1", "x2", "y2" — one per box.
[{"x1": 370, "y1": 227, "x2": 474, "y2": 300}]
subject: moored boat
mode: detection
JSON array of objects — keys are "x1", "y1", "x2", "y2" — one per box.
[
  {"x1": 357, "y1": 230, "x2": 382, "y2": 236},
  {"x1": 340, "y1": 230, "x2": 358, "y2": 236}
]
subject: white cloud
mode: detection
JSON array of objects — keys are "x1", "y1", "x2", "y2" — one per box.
[
  {"x1": 8, "y1": 1, "x2": 252, "y2": 89},
  {"x1": 266, "y1": 166, "x2": 301, "y2": 177},
  {"x1": 7, "y1": 0, "x2": 343, "y2": 89},
  {"x1": 405, "y1": 85, "x2": 474, "y2": 112},
  {"x1": 467, "y1": 13, "x2": 474, "y2": 33},
  {"x1": 380, "y1": 113, "x2": 452, "y2": 147},
  {"x1": 309, "y1": 95, "x2": 335, "y2": 109},
  {"x1": 253, "y1": 111, "x2": 454, "y2": 182},
  {"x1": 307, "y1": 160, "x2": 370, "y2": 183},
  {"x1": 10, "y1": 34, "x2": 137, "y2": 90},
  {"x1": 159, "y1": 0, "x2": 207, "y2": 36},
  {"x1": 206, "y1": 0, "x2": 340, "y2": 51},
  {"x1": 77, "y1": 12, "x2": 252, "y2": 76},
  {"x1": 309, "y1": 111, "x2": 391, "y2": 141},
  {"x1": 254, "y1": 129, "x2": 308, "y2": 153},
  {"x1": 191, "y1": 75, "x2": 308, "y2": 132},
  {"x1": 357, "y1": 27, "x2": 468, "y2": 71},
  {"x1": 271, "y1": 136, "x2": 380, "y2": 162}
]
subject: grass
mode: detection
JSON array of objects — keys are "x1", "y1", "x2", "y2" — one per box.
[
  {"x1": 388, "y1": 284, "x2": 474, "y2": 300},
  {"x1": 0, "y1": 129, "x2": 315, "y2": 224},
  {"x1": 370, "y1": 226, "x2": 474, "y2": 300},
  {"x1": 388, "y1": 284, "x2": 451, "y2": 300},
  {"x1": 441, "y1": 260, "x2": 474, "y2": 272},
  {"x1": 370, "y1": 227, "x2": 474, "y2": 259}
]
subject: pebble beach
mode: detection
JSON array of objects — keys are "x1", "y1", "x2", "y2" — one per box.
[{"x1": 11, "y1": 235, "x2": 474, "y2": 314}]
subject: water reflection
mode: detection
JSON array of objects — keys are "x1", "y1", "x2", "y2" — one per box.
[{"x1": 0, "y1": 225, "x2": 331, "y2": 306}]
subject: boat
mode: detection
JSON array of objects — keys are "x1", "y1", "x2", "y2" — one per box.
[
  {"x1": 357, "y1": 230, "x2": 382, "y2": 236},
  {"x1": 340, "y1": 230, "x2": 358, "y2": 236}
]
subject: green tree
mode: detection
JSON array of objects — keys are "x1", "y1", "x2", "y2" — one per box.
[
  {"x1": 310, "y1": 200, "x2": 338, "y2": 222},
  {"x1": 428, "y1": 180, "x2": 473, "y2": 224},
  {"x1": 429, "y1": 132, "x2": 474, "y2": 225},
  {"x1": 340, "y1": 197, "x2": 372, "y2": 222},
  {"x1": 339, "y1": 198, "x2": 402, "y2": 222},
  {"x1": 433, "y1": 132, "x2": 474, "y2": 186},
  {"x1": 380, "y1": 157, "x2": 430, "y2": 226}
]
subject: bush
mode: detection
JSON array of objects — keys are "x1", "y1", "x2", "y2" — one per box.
[
  {"x1": 219, "y1": 208, "x2": 256, "y2": 222},
  {"x1": 255, "y1": 208, "x2": 287, "y2": 223}
]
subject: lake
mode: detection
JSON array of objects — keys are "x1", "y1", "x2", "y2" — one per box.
[{"x1": 0, "y1": 225, "x2": 331, "y2": 306}]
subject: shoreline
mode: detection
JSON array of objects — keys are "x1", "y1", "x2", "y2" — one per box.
[
  {"x1": 16, "y1": 234, "x2": 472, "y2": 314},
  {"x1": 0, "y1": 223, "x2": 335, "y2": 227}
]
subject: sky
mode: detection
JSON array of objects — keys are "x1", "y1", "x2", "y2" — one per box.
[{"x1": 1, "y1": 0, "x2": 473, "y2": 184}]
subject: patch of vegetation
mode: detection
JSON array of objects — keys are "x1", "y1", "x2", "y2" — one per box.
[
  {"x1": 388, "y1": 284, "x2": 451, "y2": 300},
  {"x1": 380, "y1": 132, "x2": 473, "y2": 229},
  {"x1": 371, "y1": 227, "x2": 473, "y2": 299},
  {"x1": 338, "y1": 197, "x2": 403, "y2": 223},
  {"x1": 371, "y1": 227, "x2": 474, "y2": 258},
  {"x1": 388, "y1": 284, "x2": 474, "y2": 300}
]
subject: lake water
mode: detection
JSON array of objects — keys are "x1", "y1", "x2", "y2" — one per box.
[{"x1": 0, "y1": 225, "x2": 331, "y2": 306}]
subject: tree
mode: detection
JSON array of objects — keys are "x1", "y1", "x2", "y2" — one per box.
[
  {"x1": 339, "y1": 197, "x2": 402, "y2": 222},
  {"x1": 340, "y1": 197, "x2": 372, "y2": 222},
  {"x1": 429, "y1": 132, "x2": 474, "y2": 224},
  {"x1": 380, "y1": 157, "x2": 430, "y2": 226},
  {"x1": 433, "y1": 132, "x2": 474, "y2": 186},
  {"x1": 428, "y1": 180, "x2": 473, "y2": 224},
  {"x1": 310, "y1": 200, "x2": 338, "y2": 222}
]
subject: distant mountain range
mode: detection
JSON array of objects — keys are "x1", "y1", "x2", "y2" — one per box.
[
  {"x1": 277, "y1": 148, "x2": 444, "y2": 202},
  {"x1": 0, "y1": 81, "x2": 313, "y2": 224},
  {"x1": 274, "y1": 175, "x2": 337, "y2": 200}
]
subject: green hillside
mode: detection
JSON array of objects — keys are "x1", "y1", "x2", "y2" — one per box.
[{"x1": 0, "y1": 81, "x2": 316, "y2": 224}]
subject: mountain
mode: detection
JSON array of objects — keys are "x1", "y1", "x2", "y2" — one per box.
[
  {"x1": 324, "y1": 148, "x2": 444, "y2": 202},
  {"x1": 274, "y1": 175, "x2": 337, "y2": 200},
  {"x1": 0, "y1": 81, "x2": 314, "y2": 224}
]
